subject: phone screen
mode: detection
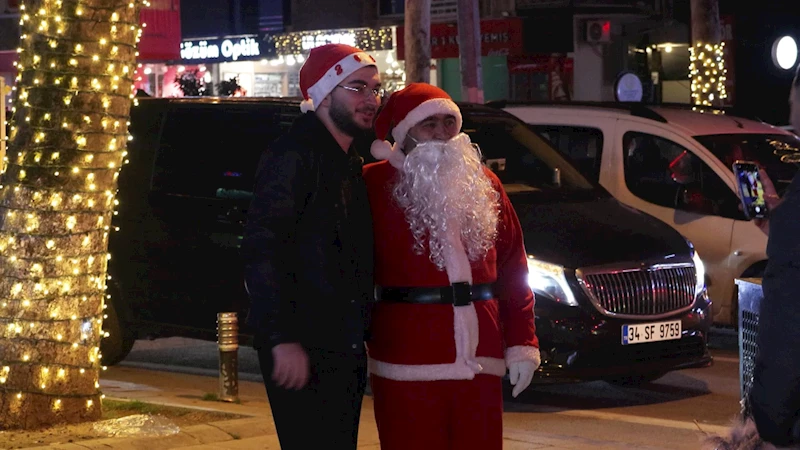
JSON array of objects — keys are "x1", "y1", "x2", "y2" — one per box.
[{"x1": 732, "y1": 161, "x2": 768, "y2": 220}]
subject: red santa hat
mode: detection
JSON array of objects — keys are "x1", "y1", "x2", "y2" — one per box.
[
  {"x1": 299, "y1": 43, "x2": 377, "y2": 113},
  {"x1": 370, "y1": 83, "x2": 462, "y2": 164}
]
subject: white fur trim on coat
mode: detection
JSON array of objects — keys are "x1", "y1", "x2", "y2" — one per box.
[
  {"x1": 390, "y1": 98, "x2": 463, "y2": 148},
  {"x1": 369, "y1": 358, "x2": 482, "y2": 381},
  {"x1": 303, "y1": 51, "x2": 376, "y2": 112},
  {"x1": 505, "y1": 345, "x2": 541, "y2": 371}
]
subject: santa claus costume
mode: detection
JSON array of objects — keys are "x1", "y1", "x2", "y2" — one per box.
[{"x1": 363, "y1": 83, "x2": 540, "y2": 450}]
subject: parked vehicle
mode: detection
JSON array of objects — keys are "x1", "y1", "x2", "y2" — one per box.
[
  {"x1": 104, "y1": 97, "x2": 712, "y2": 386},
  {"x1": 499, "y1": 101, "x2": 800, "y2": 327}
]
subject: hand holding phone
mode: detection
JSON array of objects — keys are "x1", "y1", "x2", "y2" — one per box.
[{"x1": 732, "y1": 161, "x2": 769, "y2": 220}]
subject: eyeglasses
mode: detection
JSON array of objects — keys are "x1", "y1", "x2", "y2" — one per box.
[{"x1": 337, "y1": 84, "x2": 385, "y2": 99}]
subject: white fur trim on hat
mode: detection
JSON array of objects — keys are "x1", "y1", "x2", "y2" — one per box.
[
  {"x1": 390, "y1": 98, "x2": 463, "y2": 147},
  {"x1": 304, "y1": 51, "x2": 376, "y2": 112}
]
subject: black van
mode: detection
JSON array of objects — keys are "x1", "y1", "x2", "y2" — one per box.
[{"x1": 106, "y1": 97, "x2": 712, "y2": 385}]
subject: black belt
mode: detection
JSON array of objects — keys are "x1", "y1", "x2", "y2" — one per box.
[{"x1": 376, "y1": 282, "x2": 494, "y2": 307}]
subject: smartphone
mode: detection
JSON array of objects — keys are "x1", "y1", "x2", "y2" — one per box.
[{"x1": 732, "y1": 160, "x2": 768, "y2": 220}]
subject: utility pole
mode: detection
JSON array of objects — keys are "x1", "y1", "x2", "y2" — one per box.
[
  {"x1": 457, "y1": 0, "x2": 483, "y2": 103},
  {"x1": 404, "y1": 0, "x2": 431, "y2": 83},
  {"x1": 689, "y1": 0, "x2": 725, "y2": 107}
]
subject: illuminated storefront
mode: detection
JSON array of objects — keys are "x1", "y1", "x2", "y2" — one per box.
[{"x1": 169, "y1": 27, "x2": 403, "y2": 98}]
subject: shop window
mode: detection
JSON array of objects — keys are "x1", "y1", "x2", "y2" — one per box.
[
  {"x1": 253, "y1": 73, "x2": 285, "y2": 97},
  {"x1": 152, "y1": 106, "x2": 284, "y2": 198},
  {"x1": 531, "y1": 125, "x2": 603, "y2": 182},
  {"x1": 623, "y1": 132, "x2": 741, "y2": 219}
]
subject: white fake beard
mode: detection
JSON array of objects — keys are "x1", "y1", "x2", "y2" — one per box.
[{"x1": 392, "y1": 133, "x2": 500, "y2": 271}]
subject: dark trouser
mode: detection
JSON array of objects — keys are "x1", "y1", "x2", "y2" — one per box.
[{"x1": 257, "y1": 346, "x2": 367, "y2": 450}]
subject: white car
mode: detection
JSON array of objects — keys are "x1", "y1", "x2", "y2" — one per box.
[{"x1": 502, "y1": 102, "x2": 800, "y2": 326}]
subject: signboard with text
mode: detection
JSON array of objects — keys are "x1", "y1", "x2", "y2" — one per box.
[
  {"x1": 180, "y1": 35, "x2": 275, "y2": 63},
  {"x1": 396, "y1": 18, "x2": 524, "y2": 60}
]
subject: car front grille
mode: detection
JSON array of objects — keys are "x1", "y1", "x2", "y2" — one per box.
[{"x1": 577, "y1": 263, "x2": 696, "y2": 319}]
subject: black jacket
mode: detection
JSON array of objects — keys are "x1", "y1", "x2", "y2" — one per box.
[
  {"x1": 751, "y1": 171, "x2": 800, "y2": 446},
  {"x1": 241, "y1": 112, "x2": 374, "y2": 353}
]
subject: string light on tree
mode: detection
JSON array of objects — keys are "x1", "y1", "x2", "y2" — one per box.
[
  {"x1": 689, "y1": 42, "x2": 727, "y2": 110},
  {"x1": 0, "y1": 0, "x2": 148, "y2": 429}
]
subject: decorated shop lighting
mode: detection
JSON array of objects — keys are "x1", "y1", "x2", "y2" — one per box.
[
  {"x1": 269, "y1": 27, "x2": 393, "y2": 56},
  {"x1": 689, "y1": 42, "x2": 727, "y2": 109},
  {"x1": 1, "y1": 0, "x2": 146, "y2": 429}
]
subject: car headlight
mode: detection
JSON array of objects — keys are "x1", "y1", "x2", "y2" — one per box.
[
  {"x1": 692, "y1": 249, "x2": 705, "y2": 296},
  {"x1": 526, "y1": 256, "x2": 578, "y2": 306}
]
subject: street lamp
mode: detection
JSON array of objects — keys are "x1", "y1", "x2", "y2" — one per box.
[{"x1": 772, "y1": 36, "x2": 798, "y2": 71}]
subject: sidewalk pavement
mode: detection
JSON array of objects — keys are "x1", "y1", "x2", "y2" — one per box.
[{"x1": 20, "y1": 366, "x2": 712, "y2": 449}]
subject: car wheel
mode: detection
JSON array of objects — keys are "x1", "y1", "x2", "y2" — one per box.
[
  {"x1": 100, "y1": 295, "x2": 136, "y2": 366},
  {"x1": 605, "y1": 372, "x2": 666, "y2": 387}
]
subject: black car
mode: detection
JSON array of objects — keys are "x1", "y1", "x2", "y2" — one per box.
[{"x1": 105, "y1": 96, "x2": 712, "y2": 386}]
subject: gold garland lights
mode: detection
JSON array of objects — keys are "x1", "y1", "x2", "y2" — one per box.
[
  {"x1": 689, "y1": 42, "x2": 728, "y2": 110},
  {"x1": 270, "y1": 27, "x2": 394, "y2": 56},
  {"x1": 0, "y1": 0, "x2": 146, "y2": 429}
]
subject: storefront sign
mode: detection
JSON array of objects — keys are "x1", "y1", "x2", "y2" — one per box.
[
  {"x1": 180, "y1": 36, "x2": 262, "y2": 62},
  {"x1": 614, "y1": 72, "x2": 643, "y2": 102},
  {"x1": 396, "y1": 18, "x2": 523, "y2": 60},
  {"x1": 271, "y1": 27, "x2": 393, "y2": 56},
  {"x1": 301, "y1": 32, "x2": 357, "y2": 50}
]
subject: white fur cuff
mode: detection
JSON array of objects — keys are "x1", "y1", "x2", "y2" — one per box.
[{"x1": 505, "y1": 345, "x2": 541, "y2": 371}]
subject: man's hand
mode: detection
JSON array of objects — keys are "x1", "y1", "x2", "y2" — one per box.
[
  {"x1": 509, "y1": 361, "x2": 536, "y2": 398},
  {"x1": 754, "y1": 167, "x2": 782, "y2": 236},
  {"x1": 271, "y1": 343, "x2": 310, "y2": 390}
]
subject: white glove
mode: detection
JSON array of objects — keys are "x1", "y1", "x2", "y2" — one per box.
[{"x1": 508, "y1": 361, "x2": 536, "y2": 398}]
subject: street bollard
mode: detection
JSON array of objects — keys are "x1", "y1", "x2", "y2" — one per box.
[{"x1": 217, "y1": 312, "x2": 239, "y2": 403}]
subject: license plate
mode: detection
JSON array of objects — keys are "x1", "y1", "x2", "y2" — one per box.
[{"x1": 621, "y1": 320, "x2": 682, "y2": 345}]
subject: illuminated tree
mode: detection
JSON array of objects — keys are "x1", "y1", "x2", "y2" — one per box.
[
  {"x1": 0, "y1": 0, "x2": 146, "y2": 429},
  {"x1": 689, "y1": 0, "x2": 727, "y2": 108}
]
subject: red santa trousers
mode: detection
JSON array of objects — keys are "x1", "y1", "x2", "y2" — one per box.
[{"x1": 370, "y1": 373, "x2": 503, "y2": 450}]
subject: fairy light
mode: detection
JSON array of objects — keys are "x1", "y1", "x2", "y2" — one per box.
[
  {"x1": 269, "y1": 27, "x2": 393, "y2": 56},
  {"x1": 0, "y1": 0, "x2": 148, "y2": 429},
  {"x1": 689, "y1": 41, "x2": 728, "y2": 110}
]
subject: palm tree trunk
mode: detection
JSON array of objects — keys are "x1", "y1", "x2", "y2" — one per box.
[
  {"x1": 689, "y1": 0, "x2": 726, "y2": 107},
  {"x1": 0, "y1": 0, "x2": 143, "y2": 429},
  {"x1": 404, "y1": 0, "x2": 431, "y2": 83}
]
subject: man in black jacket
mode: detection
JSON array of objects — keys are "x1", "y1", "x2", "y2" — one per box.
[
  {"x1": 241, "y1": 43, "x2": 381, "y2": 449},
  {"x1": 749, "y1": 64, "x2": 800, "y2": 448}
]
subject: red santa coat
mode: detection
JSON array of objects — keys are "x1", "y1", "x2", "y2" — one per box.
[{"x1": 363, "y1": 160, "x2": 540, "y2": 381}]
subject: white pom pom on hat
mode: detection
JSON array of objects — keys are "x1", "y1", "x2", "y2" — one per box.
[{"x1": 370, "y1": 139, "x2": 405, "y2": 169}]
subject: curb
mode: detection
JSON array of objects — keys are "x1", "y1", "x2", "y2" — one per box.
[{"x1": 20, "y1": 416, "x2": 276, "y2": 450}]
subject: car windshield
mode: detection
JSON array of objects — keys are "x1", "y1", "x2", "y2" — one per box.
[
  {"x1": 463, "y1": 114, "x2": 600, "y2": 194},
  {"x1": 693, "y1": 133, "x2": 800, "y2": 197}
]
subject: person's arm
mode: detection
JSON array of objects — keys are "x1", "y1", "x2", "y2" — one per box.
[
  {"x1": 489, "y1": 171, "x2": 540, "y2": 396},
  {"x1": 241, "y1": 144, "x2": 308, "y2": 348}
]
